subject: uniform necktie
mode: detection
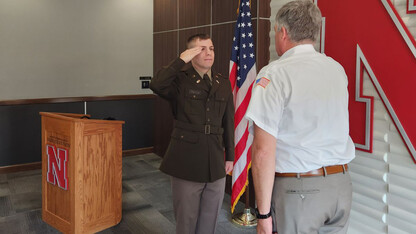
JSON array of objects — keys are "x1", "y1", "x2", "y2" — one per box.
[{"x1": 203, "y1": 74, "x2": 212, "y2": 87}]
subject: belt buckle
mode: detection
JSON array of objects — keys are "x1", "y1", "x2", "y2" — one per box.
[{"x1": 204, "y1": 125, "x2": 211, "y2": 134}]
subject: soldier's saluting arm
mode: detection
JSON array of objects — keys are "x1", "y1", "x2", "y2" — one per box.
[{"x1": 150, "y1": 47, "x2": 203, "y2": 100}]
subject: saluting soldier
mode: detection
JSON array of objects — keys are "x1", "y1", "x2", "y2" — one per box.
[{"x1": 150, "y1": 34, "x2": 234, "y2": 234}]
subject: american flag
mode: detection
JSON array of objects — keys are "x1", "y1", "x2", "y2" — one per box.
[{"x1": 230, "y1": 0, "x2": 256, "y2": 213}]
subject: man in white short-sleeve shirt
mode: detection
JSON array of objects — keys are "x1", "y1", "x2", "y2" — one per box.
[{"x1": 245, "y1": 1, "x2": 355, "y2": 234}]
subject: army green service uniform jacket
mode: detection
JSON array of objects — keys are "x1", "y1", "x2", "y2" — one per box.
[{"x1": 150, "y1": 58, "x2": 235, "y2": 183}]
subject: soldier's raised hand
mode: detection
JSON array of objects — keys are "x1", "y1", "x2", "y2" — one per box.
[{"x1": 179, "y1": 47, "x2": 202, "y2": 63}]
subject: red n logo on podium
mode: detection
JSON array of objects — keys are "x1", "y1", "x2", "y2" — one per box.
[{"x1": 46, "y1": 145, "x2": 69, "y2": 190}]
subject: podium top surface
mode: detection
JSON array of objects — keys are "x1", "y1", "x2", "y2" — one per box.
[{"x1": 40, "y1": 112, "x2": 125, "y2": 124}]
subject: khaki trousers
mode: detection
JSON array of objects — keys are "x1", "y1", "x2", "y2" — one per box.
[
  {"x1": 272, "y1": 172, "x2": 352, "y2": 234},
  {"x1": 171, "y1": 176, "x2": 225, "y2": 234}
]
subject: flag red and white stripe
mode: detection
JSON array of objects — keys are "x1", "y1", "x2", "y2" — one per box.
[{"x1": 230, "y1": 0, "x2": 256, "y2": 213}]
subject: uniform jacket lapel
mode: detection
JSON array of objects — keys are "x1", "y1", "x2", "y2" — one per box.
[
  {"x1": 209, "y1": 72, "x2": 221, "y2": 96},
  {"x1": 186, "y1": 67, "x2": 210, "y2": 92}
]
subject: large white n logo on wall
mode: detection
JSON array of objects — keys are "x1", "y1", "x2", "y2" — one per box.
[
  {"x1": 408, "y1": 0, "x2": 416, "y2": 13},
  {"x1": 318, "y1": 0, "x2": 416, "y2": 163},
  {"x1": 46, "y1": 144, "x2": 68, "y2": 190}
]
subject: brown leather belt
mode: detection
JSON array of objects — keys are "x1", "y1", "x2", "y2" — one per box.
[{"x1": 275, "y1": 164, "x2": 348, "y2": 178}]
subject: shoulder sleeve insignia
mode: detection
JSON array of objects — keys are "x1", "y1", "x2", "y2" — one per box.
[{"x1": 255, "y1": 77, "x2": 270, "y2": 88}]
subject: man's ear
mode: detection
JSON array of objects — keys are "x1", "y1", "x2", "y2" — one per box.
[{"x1": 280, "y1": 26, "x2": 288, "y2": 40}]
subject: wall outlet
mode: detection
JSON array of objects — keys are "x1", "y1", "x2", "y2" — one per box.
[{"x1": 141, "y1": 80, "x2": 150, "y2": 89}]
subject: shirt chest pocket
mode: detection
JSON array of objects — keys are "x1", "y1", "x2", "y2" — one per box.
[
  {"x1": 214, "y1": 94, "x2": 227, "y2": 115},
  {"x1": 184, "y1": 88, "x2": 208, "y2": 115}
]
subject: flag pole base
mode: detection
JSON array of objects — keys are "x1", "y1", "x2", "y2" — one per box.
[{"x1": 231, "y1": 208, "x2": 257, "y2": 227}]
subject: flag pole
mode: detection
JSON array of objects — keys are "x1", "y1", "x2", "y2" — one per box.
[{"x1": 231, "y1": 170, "x2": 257, "y2": 227}]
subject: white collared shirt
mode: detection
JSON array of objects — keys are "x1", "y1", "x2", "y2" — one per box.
[{"x1": 245, "y1": 44, "x2": 355, "y2": 173}]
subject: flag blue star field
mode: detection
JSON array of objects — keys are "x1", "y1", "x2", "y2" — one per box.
[
  {"x1": 230, "y1": 1, "x2": 256, "y2": 89},
  {"x1": 230, "y1": 0, "x2": 257, "y2": 213}
]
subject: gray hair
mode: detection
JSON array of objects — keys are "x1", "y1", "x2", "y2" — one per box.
[{"x1": 275, "y1": 0, "x2": 322, "y2": 43}]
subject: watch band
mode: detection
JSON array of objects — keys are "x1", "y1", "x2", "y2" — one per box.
[{"x1": 255, "y1": 208, "x2": 272, "y2": 219}]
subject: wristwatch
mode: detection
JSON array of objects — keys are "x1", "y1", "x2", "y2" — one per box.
[{"x1": 255, "y1": 208, "x2": 272, "y2": 219}]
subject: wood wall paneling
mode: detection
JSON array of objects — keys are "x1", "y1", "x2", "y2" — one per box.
[
  {"x1": 153, "y1": 31, "x2": 177, "y2": 157},
  {"x1": 178, "y1": 0, "x2": 211, "y2": 28},
  {"x1": 153, "y1": 96, "x2": 174, "y2": 157},
  {"x1": 257, "y1": 19, "x2": 271, "y2": 71},
  {"x1": 211, "y1": 23, "x2": 235, "y2": 78},
  {"x1": 153, "y1": 31, "x2": 178, "y2": 75},
  {"x1": 212, "y1": 0, "x2": 239, "y2": 24},
  {"x1": 212, "y1": 0, "x2": 259, "y2": 23},
  {"x1": 178, "y1": 26, "x2": 211, "y2": 54},
  {"x1": 154, "y1": 0, "x2": 178, "y2": 32},
  {"x1": 251, "y1": 0, "x2": 258, "y2": 18},
  {"x1": 259, "y1": 0, "x2": 271, "y2": 18}
]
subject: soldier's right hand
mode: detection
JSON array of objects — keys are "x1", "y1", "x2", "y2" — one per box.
[{"x1": 179, "y1": 47, "x2": 202, "y2": 63}]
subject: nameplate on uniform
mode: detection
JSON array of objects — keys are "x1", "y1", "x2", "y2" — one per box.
[{"x1": 188, "y1": 89, "x2": 203, "y2": 95}]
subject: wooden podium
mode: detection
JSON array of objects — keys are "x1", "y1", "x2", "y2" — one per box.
[{"x1": 40, "y1": 112, "x2": 124, "y2": 234}]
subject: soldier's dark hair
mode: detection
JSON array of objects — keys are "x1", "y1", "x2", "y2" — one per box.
[{"x1": 187, "y1": 34, "x2": 211, "y2": 48}]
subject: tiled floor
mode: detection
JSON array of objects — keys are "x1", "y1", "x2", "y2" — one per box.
[{"x1": 0, "y1": 153, "x2": 257, "y2": 234}]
